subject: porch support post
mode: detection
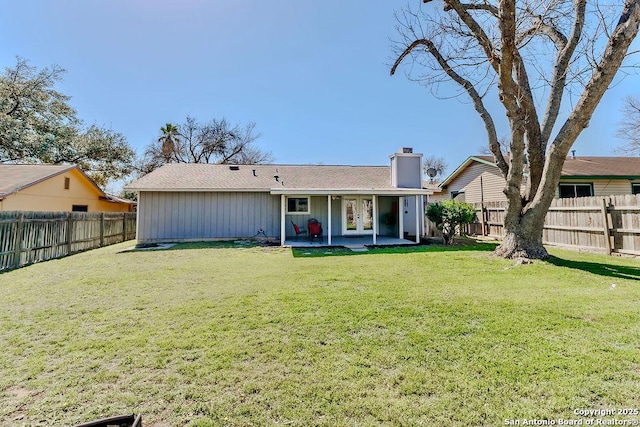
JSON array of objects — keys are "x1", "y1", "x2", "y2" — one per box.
[
  {"x1": 415, "y1": 195, "x2": 420, "y2": 243},
  {"x1": 372, "y1": 195, "x2": 377, "y2": 245},
  {"x1": 420, "y1": 196, "x2": 425, "y2": 240},
  {"x1": 398, "y1": 196, "x2": 404, "y2": 239},
  {"x1": 280, "y1": 194, "x2": 286, "y2": 246},
  {"x1": 327, "y1": 195, "x2": 332, "y2": 246}
]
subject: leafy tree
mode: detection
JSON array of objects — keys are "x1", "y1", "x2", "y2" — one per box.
[
  {"x1": 392, "y1": 0, "x2": 640, "y2": 260},
  {"x1": 0, "y1": 57, "x2": 135, "y2": 187},
  {"x1": 426, "y1": 200, "x2": 477, "y2": 245},
  {"x1": 138, "y1": 116, "x2": 273, "y2": 174},
  {"x1": 0, "y1": 57, "x2": 77, "y2": 162},
  {"x1": 617, "y1": 95, "x2": 640, "y2": 154}
]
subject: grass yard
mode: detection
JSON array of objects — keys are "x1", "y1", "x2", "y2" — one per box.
[{"x1": 1, "y1": 241, "x2": 640, "y2": 426}]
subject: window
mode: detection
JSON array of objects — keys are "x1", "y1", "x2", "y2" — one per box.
[
  {"x1": 64, "y1": 177, "x2": 70, "y2": 190},
  {"x1": 451, "y1": 190, "x2": 465, "y2": 201},
  {"x1": 287, "y1": 197, "x2": 309, "y2": 214},
  {"x1": 72, "y1": 205, "x2": 88, "y2": 212},
  {"x1": 559, "y1": 183, "x2": 593, "y2": 198},
  {"x1": 632, "y1": 184, "x2": 640, "y2": 195}
]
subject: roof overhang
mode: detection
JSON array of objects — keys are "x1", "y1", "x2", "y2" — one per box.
[
  {"x1": 127, "y1": 187, "x2": 272, "y2": 193},
  {"x1": 270, "y1": 188, "x2": 432, "y2": 196},
  {"x1": 128, "y1": 187, "x2": 432, "y2": 195},
  {"x1": 439, "y1": 156, "x2": 498, "y2": 188},
  {"x1": 560, "y1": 175, "x2": 640, "y2": 180}
]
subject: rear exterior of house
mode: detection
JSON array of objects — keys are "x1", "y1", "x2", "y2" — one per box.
[
  {"x1": 0, "y1": 164, "x2": 135, "y2": 212},
  {"x1": 127, "y1": 149, "x2": 430, "y2": 246}
]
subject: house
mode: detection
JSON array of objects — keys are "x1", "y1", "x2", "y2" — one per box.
[
  {"x1": 125, "y1": 148, "x2": 430, "y2": 246},
  {"x1": 0, "y1": 164, "x2": 136, "y2": 212},
  {"x1": 431, "y1": 155, "x2": 640, "y2": 203}
]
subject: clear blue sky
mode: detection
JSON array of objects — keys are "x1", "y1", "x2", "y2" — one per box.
[{"x1": 1, "y1": 0, "x2": 638, "y2": 176}]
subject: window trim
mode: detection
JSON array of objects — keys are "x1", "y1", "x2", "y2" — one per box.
[
  {"x1": 558, "y1": 183, "x2": 594, "y2": 198},
  {"x1": 286, "y1": 196, "x2": 310, "y2": 215},
  {"x1": 632, "y1": 183, "x2": 640, "y2": 195}
]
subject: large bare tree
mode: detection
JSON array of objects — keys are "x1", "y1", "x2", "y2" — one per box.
[
  {"x1": 423, "y1": 155, "x2": 448, "y2": 182},
  {"x1": 617, "y1": 95, "x2": 640, "y2": 153},
  {"x1": 392, "y1": 0, "x2": 640, "y2": 260},
  {"x1": 137, "y1": 116, "x2": 273, "y2": 175}
]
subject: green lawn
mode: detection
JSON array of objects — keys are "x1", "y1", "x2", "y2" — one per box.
[{"x1": 1, "y1": 241, "x2": 639, "y2": 426}]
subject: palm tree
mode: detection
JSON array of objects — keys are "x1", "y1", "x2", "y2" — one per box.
[{"x1": 158, "y1": 123, "x2": 179, "y2": 162}]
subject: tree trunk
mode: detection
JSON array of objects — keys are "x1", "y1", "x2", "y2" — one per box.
[{"x1": 495, "y1": 203, "x2": 549, "y2": 260}]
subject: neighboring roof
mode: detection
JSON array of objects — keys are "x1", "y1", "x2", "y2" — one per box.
[
  {"x1": 127, "y1": 163, "x2": 401, "y2": 192},
  {"x1": 0, "y1": 164, "x2": 80, "y2": 198},
  {"x1": 103, "y1": 194, "x2": 137, "y2": 205},
  {"x1": 560, "y1": 157, "x2": 640, "y2": 178},
  {"x1": 440, "y1": 155, "x2": 640, "y2": 188},
  {"x1": 422, "y1": 181, "x2": 442, "y2": 192}
]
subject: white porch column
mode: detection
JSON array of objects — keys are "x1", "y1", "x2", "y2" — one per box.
[
  {"x1": 415, "y1": 195, "x2": 420, "y2": 243},
  {"x1": 372, "y1": 195, "x2": 377, "y2": 245},
  {"x1": 420, "y1": 195, "x2": 425, "y2": 239},
  {"x1": 327, "y1": 195, "x2": 332, "y2": 245},
  {"x1": 398, "y1": 196, "x2": 404, "y2": 239},
  {"x1": 280, "y1": 195, "x2": 286, "y2": 246}
]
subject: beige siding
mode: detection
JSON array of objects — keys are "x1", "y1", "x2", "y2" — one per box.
[
  {"x1": 137, "y1": 191, "x2": 281, "y2": 243},
  {"x1": 439, "y1": 163, "x2": 507, "y2": 203},
  {"x1": 428, "y1": 191, "x2": 449, "y2": 202},
  {"x1": 594, "y1": 179, "x2": 640, "y2": 196}
]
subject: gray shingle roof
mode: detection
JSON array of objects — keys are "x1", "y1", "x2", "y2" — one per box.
[
  {"x1": 442, "y1": 155, "x2": 640, "y2": 187},
  {"x1": 0, "y1": 164, "x2": 76, "y2": 197},
  {"x1": 126, "y1": 163, "x2": 395, "y2": 191}
]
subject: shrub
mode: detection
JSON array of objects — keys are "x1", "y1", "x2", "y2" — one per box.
[{"x1": 426, "y1": 200, "x2": 477, "y2": 244}]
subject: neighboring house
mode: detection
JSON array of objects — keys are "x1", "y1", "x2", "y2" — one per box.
[
  {"x1": 125, "y1": 148, "x2": 431, "y2": 246},
  {"x1": 0, "y1": 164, "x2": 136, "y2": 212},
  {"x1": 432, "y1": 155, "x2": 640, "y2": 203}
]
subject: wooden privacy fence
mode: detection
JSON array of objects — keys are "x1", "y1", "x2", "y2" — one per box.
[
  {"x1": 466, "y1": 194, "x2": 640, "y2": 256},
  {"x1": 0, "y1": 211, "x2": 137, "y2": 271}
]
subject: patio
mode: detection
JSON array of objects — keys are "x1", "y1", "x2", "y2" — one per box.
[{"x1": 283, "y1": 235, "x2": 418, "y2": 248}]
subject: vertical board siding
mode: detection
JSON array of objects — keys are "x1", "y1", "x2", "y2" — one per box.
[
  {"x1": 452, "y1": 194, "x2": 640, "y2": 255},
  {"x1": 137, "y1": 191, "x2": 281, "y2": 242},
  {"x1": 0, "y1": 211, "x2": 136, "y2": 271}
]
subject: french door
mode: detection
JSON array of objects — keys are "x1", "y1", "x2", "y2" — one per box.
[{"x1": 342, "y1": 197, "x2": 373, "y2": 235}]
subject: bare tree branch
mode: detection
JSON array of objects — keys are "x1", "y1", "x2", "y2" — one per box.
[
  {"x1": 391, "y1": 38, "x2": 509, "y2": 176},
  {"x1": 540, "y1": 0, "x2": 587, "y2": 145},
  {"x1": 617, "y1": 95, "x2": 640, "y2": 153}
]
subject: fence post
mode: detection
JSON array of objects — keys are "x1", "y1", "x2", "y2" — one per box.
[
  {"x1": 600, "y1": 198, "x2": 612, "y2": 255},
  {"x1": 122, "y1": 213, "x2": 126, "y2": 242},
  {"x1": 66, "y1": 213, "x2": 73, "y2": 255},
  {"x1": 100, "y1": 212, "x2": 105, "y2": 247},
  {"x1": 13, "y1": 213, "x2": 24, "y2": 269}
]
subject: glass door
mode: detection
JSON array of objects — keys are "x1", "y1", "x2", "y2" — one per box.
[{"x1": 342, "y1": 197, "x2": 373, "y2": 235}]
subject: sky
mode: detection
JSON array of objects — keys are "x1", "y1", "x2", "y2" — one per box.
[{"x1": 1, "y1": 0, "x2": 639, "y2": 187}]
